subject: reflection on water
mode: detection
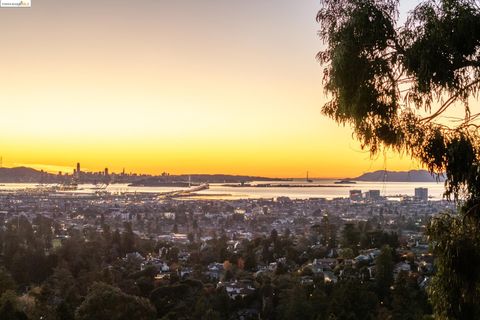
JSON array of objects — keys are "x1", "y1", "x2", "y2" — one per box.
[{"x1": 0, "y1": 180, "x2": 447, "y2": 200}]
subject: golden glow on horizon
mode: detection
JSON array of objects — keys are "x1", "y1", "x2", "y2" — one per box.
[{"x1": 0, "y1": 0, "x2": 468, "y2": 178}]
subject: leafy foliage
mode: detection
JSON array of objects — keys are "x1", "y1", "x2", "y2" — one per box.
[
  {"x1": 427, "y1": 212, "x2": 480, "y2": 319},
  {"x1": 317, "y1": 1, "x2": 480, "y2": 318},
  {"x1": 317, "y1": 0, "x2": 480, "y2": 202},
  {"x1": 375, "y1": 245, "x2": 394, "y2": 301},
  {"x1": 391, "y1": 271, "x2": 431, "y2": 320},
  {"x1": 75, "y1": 282, "x2": 156, "y2": 320}
]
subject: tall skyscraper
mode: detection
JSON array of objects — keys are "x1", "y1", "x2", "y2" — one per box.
[
  {"x1": 349, "y1": 190, "x2": 362, "y2": 201},
  {"x1": 414, "y1": 188, "x2": 428, "y2": 202},
  {"x1": 365, "y1": 190, "x2": 381, "y2": 201},
  {"x1": 75, "y1": 163, "x2": 81, "y2": 181}
]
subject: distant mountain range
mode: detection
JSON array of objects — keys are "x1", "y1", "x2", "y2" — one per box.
[{"x1": 351, "y1": 170, "x2": 445, "y2": 182}]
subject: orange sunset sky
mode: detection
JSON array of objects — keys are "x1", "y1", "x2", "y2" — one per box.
[{"x1": 0, "y1": 0, "x2": 441, "y2": 178}]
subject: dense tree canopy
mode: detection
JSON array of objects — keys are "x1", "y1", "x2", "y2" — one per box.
[
  {"x1": 0, "y1": 210, "x2": 437, "y2": 319},
  {"x1": 317, "y1": 0, "x2": 480, "y2": 318},
  {"x1": 75, "y1": 283, "x2": 156, "y2": 320}
]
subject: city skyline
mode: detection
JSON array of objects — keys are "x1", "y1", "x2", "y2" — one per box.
[
  {"x1": 3, "y1": 159, "x2": 424, "y2": 179},
  {"x1": 0, "y1": 0, "x2": 441, "y2": 178}
]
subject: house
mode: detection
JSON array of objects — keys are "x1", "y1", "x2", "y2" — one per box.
[
  {"x1": 394, "y1": 262, "x2": 412, "y2": 278},
  {"x1": 206, "y1": 262, "x2": 224, "y2": 280},
  {"x1": 178, "y1": 250, "x2": 191, "y2": 262},
  {"x1": 171, "y1": 233, "x2": 189, "y2": 244},
  {"x1": 312, "y1": 258, "x2": 333, "y2": 274},
  {"x1": 220, "y1": 280, "x2": 256, "y2": 300},
  {"x1": 141, "y1": 258, "x2": 169, "y2": 273},
  {"x1": 179, "y1": 267, "x2": 193, "y2": 279}
]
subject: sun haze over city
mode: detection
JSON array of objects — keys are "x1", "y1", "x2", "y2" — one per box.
[{"x1": 0, "y1": 0, "x2": 424, "y2": 178}]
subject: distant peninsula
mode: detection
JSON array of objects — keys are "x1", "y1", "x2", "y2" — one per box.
[
  {"x1": 129, "y1": 174, "x2": 288, "y2": 186},
  {"x1": 351, "y1": 170, "x2": 445, "y2": 182}
]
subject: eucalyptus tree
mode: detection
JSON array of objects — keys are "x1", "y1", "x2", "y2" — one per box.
[{"x1": 317, "y1": 0, "x2": 480, "y2": 318}]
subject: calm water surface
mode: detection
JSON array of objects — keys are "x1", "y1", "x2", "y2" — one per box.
[{"x1": 0, "y1": 180, "x2": 447, "y2": 200}]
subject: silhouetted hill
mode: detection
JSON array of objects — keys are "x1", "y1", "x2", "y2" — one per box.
[
  {"x1": 352, "y1": 170, "x2": 445, "y2": 182},
  {"x1": 0, "y1": 167, "x2": 48, "y2": 182}
]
